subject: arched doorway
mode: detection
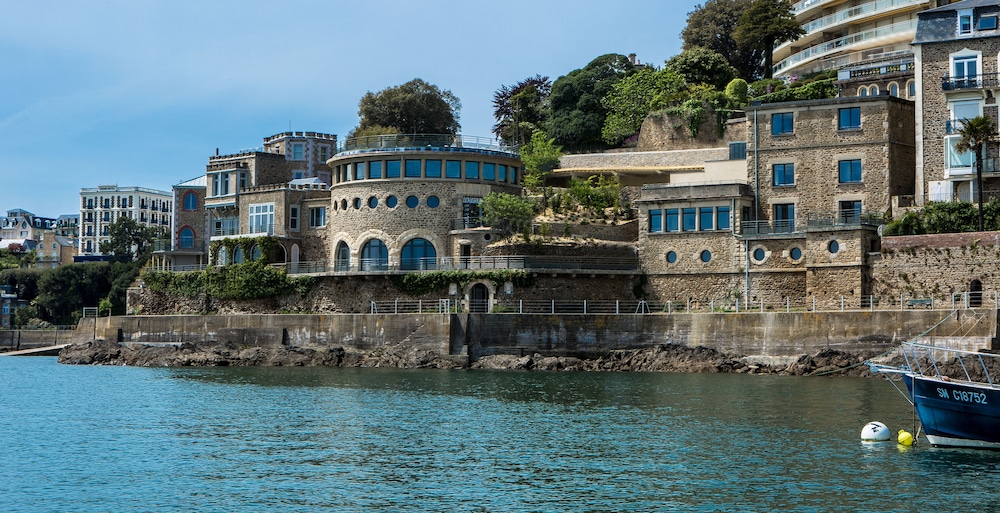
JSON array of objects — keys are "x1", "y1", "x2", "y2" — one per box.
[
  {"x1": 400, "y1": 238, "x2": 436, "y2": 270},
  {"x1": 469, "y1": 283, "x2": 489, "y2": 313},
  {"x1": 361, "y1": 239, "x2": 388, "y2": 271},
  {"x1": 335, "y1": 241, "x2": 350, "y2": 272},
  {"x1": 970, "y1": 279, "x2": 983, "y2": 308}
]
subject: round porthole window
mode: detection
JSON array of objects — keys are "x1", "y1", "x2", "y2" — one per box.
[
  {"x1": 790, "y1": 247, "x2": 802, "y2": 260},
  {"x1": 406, "y1": 195, "x2": 419, "y2": 208},
  {"x1": 700, "y1": 250, "x2": 712, "y2": 263},
  {"x1": 386, "y1": 195, "x2": 398, "y2": 208},
  {"x1": 828, "y1": 240, "x2": 839, "y2": 254},
  {"x1": 340, "y1": 199, "x2": 347, "y2": 210},
  {"x1": 353, "y1": 198, "x2": 361, "y2": 209},
  {"x1": 753, "y1": 248, "x2": 765, "y2": 261},
  {"x1": 368, "y1": 196, "x2": 378, "y2": 209},
  {"x1": 427, "y1": 195, "x2": 440, "y2": 208},
  {"x1": 666, "y1": 251, "x2": 677, "y2": 263},
  {"x1": 484, "y1": 234, "x2": 491, "y2": 241}
]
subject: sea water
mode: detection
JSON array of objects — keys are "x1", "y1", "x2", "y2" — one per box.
[{"x1": 2, "y1": 357, "x2": 999, "y2": 512}]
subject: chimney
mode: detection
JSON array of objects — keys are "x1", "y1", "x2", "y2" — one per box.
[{"x1": 629, "y1": 53, "x2": 637, "y2": 65}]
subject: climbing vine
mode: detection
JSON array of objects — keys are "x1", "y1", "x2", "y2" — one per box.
[{"x1": 142, "y1": 260, "x2": 315, "y2": 300}]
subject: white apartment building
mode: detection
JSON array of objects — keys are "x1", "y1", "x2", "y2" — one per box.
[{"x1": 79, "y1": 185, "x2": 172, "y2": 256}]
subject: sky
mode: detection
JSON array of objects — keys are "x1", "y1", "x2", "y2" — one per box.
[{"x1": 0, "y1": 0, "x2": 702, "y2": 218}]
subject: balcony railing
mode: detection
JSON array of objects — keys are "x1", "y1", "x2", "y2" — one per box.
[
  {"x1": 273, "y1": 256, "x2": 641, "y2": 275},
  {"x1": 338, "y1": 134, "x2": 516, "y2": 155},
  {"x1": 773, "y1": 19, "x2": 917, "y2": 75},
  {"x1": 795, "y1": 0, "x2": 924, "y2": 42},
  {"x1": 153, "y1": 239, "x2": 206, "y2": 253},
  {"x1": 451, "y1": 218, "x2": 489, "y2": 230},
  {"x1": 742, "y1": 211, "x2": 883, "y2": 236},
  {"x1": 942, "y1": 73, "x2": 1000, "y2": 91}
]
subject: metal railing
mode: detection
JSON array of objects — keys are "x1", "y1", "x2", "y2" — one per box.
[
  {"x1": 451, "y1": 218, "x2": 489, "y2": 230},
  {"x1": 742, "y1": 211, "x2": 883, "y2": 236},
  {"x1": 272, "y1": 256, "x2": 642, "y2": 275},
  {"x1": 942, "y1": 73, "x2": 1000, "y2": 91},
  {"x1": 773, "y1": 19, "x2": 917, "y2": 75},
  {"x1": 338, "y1": 134, "x2": 516, "y2": 155}
]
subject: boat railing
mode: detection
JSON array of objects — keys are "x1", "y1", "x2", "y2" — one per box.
[{"x1": 900, "y1": 341, "x2": 998, "y2": 387}]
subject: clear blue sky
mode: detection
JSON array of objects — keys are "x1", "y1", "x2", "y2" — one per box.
[{"x1": 0, "y1": 0, "x2": 701, "y2": 217}]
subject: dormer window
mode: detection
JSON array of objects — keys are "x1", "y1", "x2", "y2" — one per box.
[
  {"x1": 978, "y1": 15, "x2": 997, "y2": 31},
  {"x1": 959, "y1": 9, "x2": 973, "y2": 35}
]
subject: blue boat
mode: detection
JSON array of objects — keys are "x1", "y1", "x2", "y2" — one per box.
[{"x1": 869, "y1": 341, "x2": 1000, "y2": 449}]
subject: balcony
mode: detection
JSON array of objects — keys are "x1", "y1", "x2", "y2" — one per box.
[
  {"x1": 742, "y1": 211, "x2": 882, "y2": 237},
  {"x1": 273, "y1": 255, "x2": 641, "y2": 275},
  {"x1": 782, "y1": 0, "x2": 925, "y2": 59},
  {"x1": 451, "y1": 218, "x2": 489, "y2": 230},
  {"x1": 942, "y1": 73, "x2": 1000, "y2": 91},
  {"x1": 153, "y1": 239, "x2": 206, "y2": 253},
  {"x1": 337, "y1": 134, "x2": 517, "y2": 156},
  {"x1": 773, "y1": 19, "x2": 917, "y2": 76}
]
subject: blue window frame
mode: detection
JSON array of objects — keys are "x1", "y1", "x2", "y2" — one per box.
[
  {"x1": 699, "y1": 207, "x2": 714, "y2": 231},
  {"x1": 401, "y1": 238, "x2": 437, "y2": 271},
  {"x1": 425, "y1": 160, "x2": 442, "y2": 178},
  {"x1": 354, "y1": 162, "x2": 365, "y2": 180},
  {"x1": 649, "y1": 210, "x2": 662, "y2": 233},
  {"x1": 446, "y1": 160, "x2": 461, "y2": 179},
  {"x1": 405, "y1": 195, "x2": 418, "y2": 208},
  {"x1": 386, "y1": 160, "x2": 401, "y2": 178},
  {"x1": 483, "y1": 163, "x2": 496, "y2": 181},
  {"x1": 774, "y1": 204, "x2": 795, "y2": 233},
  {"x1": 839, "y1": 159, "x2": 862, "y2": 183},
  {"x1": 427, "y1": 196, "x2": 440, "y2": 208},
  {"x1": 771, "y1": 112, "x2": 793, "y2": 135},
  {"x1": 717, "y1": 206, "x2": 731, "y2": 230},
  {"x1": 179, "y1": 227, "x2": 194, "y2": 249},
  {"x1": 369, "y1": 161, "x2": 382, "y2": 179},
  {"x1": 665, "y1": 209, "x2": 679, "y2": 232},
  {"x1": 773, "y1": 163, "x2": 794, "y2": 186},
  {"x1": 405, "y1": 159, "x2": 421, "y2": 178},
  {"x1": 361, "y1": 239, "x2": 388, "y2": 271},
  {"x1": 465, "y1": 161, "x2": 480, "y2": 179},
  {"x1": 838, "y1": 107, "x2": 861, "y2": 130},
  {"x1": 499, "y1": 165, "x2": 508, "y2": 182},
  {"x1": 183, "y1": 192, "x2": 197, "y2": 210},
  {"x1": 682, "y1": 208, "x2": 696, "y2": 231}
]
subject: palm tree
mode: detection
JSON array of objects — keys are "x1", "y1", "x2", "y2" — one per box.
[{"x1": 954, "y1": 115, "x2": 998, "y2": 231}]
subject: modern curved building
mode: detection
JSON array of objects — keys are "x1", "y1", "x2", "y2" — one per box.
[
  {"x1": 325, "y1": 134, "x2": 522, "y2": 272},
  {"x1": 773, "y1": 0, "x2": 957, "y2": 79}
]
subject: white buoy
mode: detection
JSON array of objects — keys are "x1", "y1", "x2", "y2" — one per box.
[{"x1": 861, "y1": 421, "x2": 891, "y2": 441}]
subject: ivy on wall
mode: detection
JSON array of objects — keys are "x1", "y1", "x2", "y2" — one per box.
[
  {"x1": 209, "y1": 236, "x2": 279, "y2": 264},
  {"x1": 390, "y1": 270, "x2": 534, "y2": 296},
  {"x1": 143, "y1": 260, "x2": 315, "y2": 300}
]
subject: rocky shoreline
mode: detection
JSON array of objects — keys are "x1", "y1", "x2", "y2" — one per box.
[{"x1": 58, "y1": 340, "x2": 887, "y2": 377}]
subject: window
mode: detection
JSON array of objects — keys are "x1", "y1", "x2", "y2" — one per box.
[
  {"x1": 406, "y1": 195, "x2": 419, "y2": 208},
  {"x1": 386, "y1": 196, "x2": 398, "y2": 208},
  {"x1": 212, "y1": 173, "x2": 230, "y2": 196},
  {"x1": 978, "y1": 15, "x2": 997, "y2": 31},
  {"x1": 361, "y1": 239, "x2": 388, "y2": 271},
  {"x1": 888, "y1": 83, "x2": 899, "y2": 97},
  {"x1": 427, "y1": 196, "x2": 440, "y2": 208},
  {"x1": 369, "y1": 161, "x2": 382, "y2": 179},
  {"x1": 666, "y1": 251, "x2": 677, "y2": 263},
  {"x1": 386, "y1": 160, "x2": 401, "y2": 178},
  {"x1": 353, "y1": 198, "x2": 361, "y2": 209},
  {"x1": 699, "y1": 207, "x2": 714, "y2": 231},
  {"x1": 499, "y1": 165, "x2": 508, "y2": 182},
  {"x1": 839, "y1": 200, "x2": 862, "y2": 223},
  {"x1": 729, "y1": 142, "x2": 747, "y2": 160},
  {"x1": 717, "y1": 206, "x2": 731, "y2": 230},
  {"x1": 401, "y1": 238, "x2": 437, "y2": 270},
  {"x1": 665, "y1": 209, "x2": 679, "y2": 232},
  {"x1": 483, "y1": 163, "x2": 496, "y2": 181},
  {"x1": 335, "y1": 242, "x2": 350, "y2": 272},
  {"x1": 649, "y1": 210, "x2": 662, "y2": 233},
  {"x1": 753, "y1": 248, "x2": 765, "y2": 261},
  {"x1": 318, "y1": 145, "x2": 329, "y2": 162},
  {"x1": 368, "y1": 196, "x2": 378, "y2": 209},
  {"x1": 465, "y1": 161, "x2": 480, "y2": 179},
  {"x1": 771, "y1": 112, "x2": 793, "y2": 135},
  {"x1": 183, "y1": 192, "x2": 197, "y2": 210},
  {"x1": 405, "y1": 159, "x2": 421, "y2": 178},
  {"x1": 907, "y1": 80, "x2": 916, "y2": 98},
  {"x1": 953, "y1": 55, "x2": 979, "y2": 87},
  {"x1": 951, "y1": 99, "x2": 981, "y2": 125},
  {"x1": 700, "y1": 250, "x2": 712, "y2": 263},
  {"x1": 426, "y1": 160, "x2": 442, "y2": 178},
  {"x1": 858, "y1": 87, "x2": 868, "y2": 97},
  {"x1": 839, "y1": 160, "x2": 862, "y2": 183},
  {"x1": 289, "y1": 206, "x2": 299, "y2": 230},
  {"x1": 249, "y1": 203, "x2": 274, "y2": 234},
  {"x1": 309, "y1": 207, "x2": 327, "y2": 227},
  {"x1": 292, "y1": 143, "x2": 305, "y2": 160},
  {"x1": 179, "y1": 227, "x2": 194, "y2": 249},
  {"x1": 355, "y1": 162, "x2": 366, "y2": 181},
  {"x1": 945, "y1": 134, "x2": 974, "y2": 169},
  {"x1": 238, "y1": 172, "x2": 247, "y2": 191},
  {"x1": 790, "y1": 247, "x2": 802, "y2": 260},
  {"x1": 773, "y1": 163, "x2": 795, "y2": 186},
  {"x1": 838, "y1": 108, "x2": 861, "y2": 130},
  {"x1": 959, "y1": 9, "x2": 973, "y2": 35},
  {"x1": 682, "y1": 208, "x2": 696, "y2": 231},
  {"x1": 828, "y1": 240, "x2": 840, "y2": 254},
  {"x1": 446, "y1": 160, "x2": 461, "y2": 179},
  {"x1": 774, "y1": 204, "x2": 795, "y2": 233}
]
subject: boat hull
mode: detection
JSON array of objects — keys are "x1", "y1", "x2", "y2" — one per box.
[{"x1": 905, "y1": 374, "x2": 1000, "y2": 448}]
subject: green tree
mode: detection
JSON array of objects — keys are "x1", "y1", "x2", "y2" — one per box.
[
  {"x1": 734, "y1": 0, "x2": 805, "y2": 79},
  {"x1": 101, "y1": 216, "x2": 162, "y2": 263},
  {"x1": 345, "y1": 124, "x2": 400, "y2": 141},
  {"x1": 355, "y1": 78, "x2": 461, "y2": 135},
  {"x1": 601, "y1": 67, "x2": 687, "y2": 145},
  {"x1": 520, "y1": 131, "x2": 563, "y2": 190},
  {"x1": 493, "y1": 75, "x2": 551, "y2": 147},
  {"x1": 682, "y1": 0, "x2": 762, "y2": 81},
  {"x1": 548, "y1": 53, "x2": 634, "y2": 151},
  {"x1": 724, "y1": 78, "x2": 749, "y2": 107},
  {"x1": 665, "y1": 47, "x2": 737, "y2": 91},
  {"x1": 480, "y1": 192, "x2": 537, "y2": 237},
  {"x1": 954, "y1": 115, "x2": 999, "y2": 231}
]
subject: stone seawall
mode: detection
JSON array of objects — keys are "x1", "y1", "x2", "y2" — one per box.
[{"x1": 58, "y1": 309, "x2": 996, "y2": 368}]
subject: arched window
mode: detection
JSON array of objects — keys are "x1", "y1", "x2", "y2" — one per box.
[
  {"x1": 250, "y1": 244, "x2": 261, "y2": 261},
  {"x1": 907, "y1": 80, "x2": 916, "y2": 98},
  {"x1": 361, "y1": 239, "x2": 388, "y2": 271},
  {"x1": 869, "y1": 85, "x2": 879, "y2": 96},
  {"x1": 401, "y1": 238, "x2": 437, "y2": 270},
  {"x1": 183, "y1": 192, "x2": 198, "y2": 210},
  {"x1": 858, "y1": 86, "x2": 868, "y2": 97},
  {"x1": 217, "y1": 246, "x2": 228, "y2": 266},
  {"x1": 233, "y1": 246, "x2": 244, "y2": 264},
  {"x1": 178, "y1": 227, "x2": 194, "y2": 249},
  {"x1": 888, "y1": 83, "x2": 899, "y2": 97},
  {"x1": 335, "y1": 241, "x2": 350, "y2": 271}
]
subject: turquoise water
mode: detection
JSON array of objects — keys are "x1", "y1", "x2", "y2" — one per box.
[{"x1": 2, "y1": 358, "x2": 1000, "y2": 512}]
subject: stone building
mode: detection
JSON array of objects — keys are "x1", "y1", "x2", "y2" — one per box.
[
  {"x1": 914, "y1": 0, "x2": 1000, "y2": 204},
  {"x1": 325, "y1": 134, "x2": 522, "y2": 273},
  {"x1": 79, "y1": 185, "x2": 172, "y2": 256},
  {"x1": 34, "y1": 231, "x2": 77, "y2": 268},
  {"x1": 150, "y1": 176, "x2": 209, "y2": 271}
]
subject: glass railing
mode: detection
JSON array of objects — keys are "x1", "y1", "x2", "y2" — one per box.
[
  {"x1": 795, "y1": 0, "x2": 924, "y2": 38},
  {"x1": 338, "y1": 134, "x2": 516, "y2": 154},
  {"x1": 773, "y1": 19, "x2": 918, "y2": 75}
]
